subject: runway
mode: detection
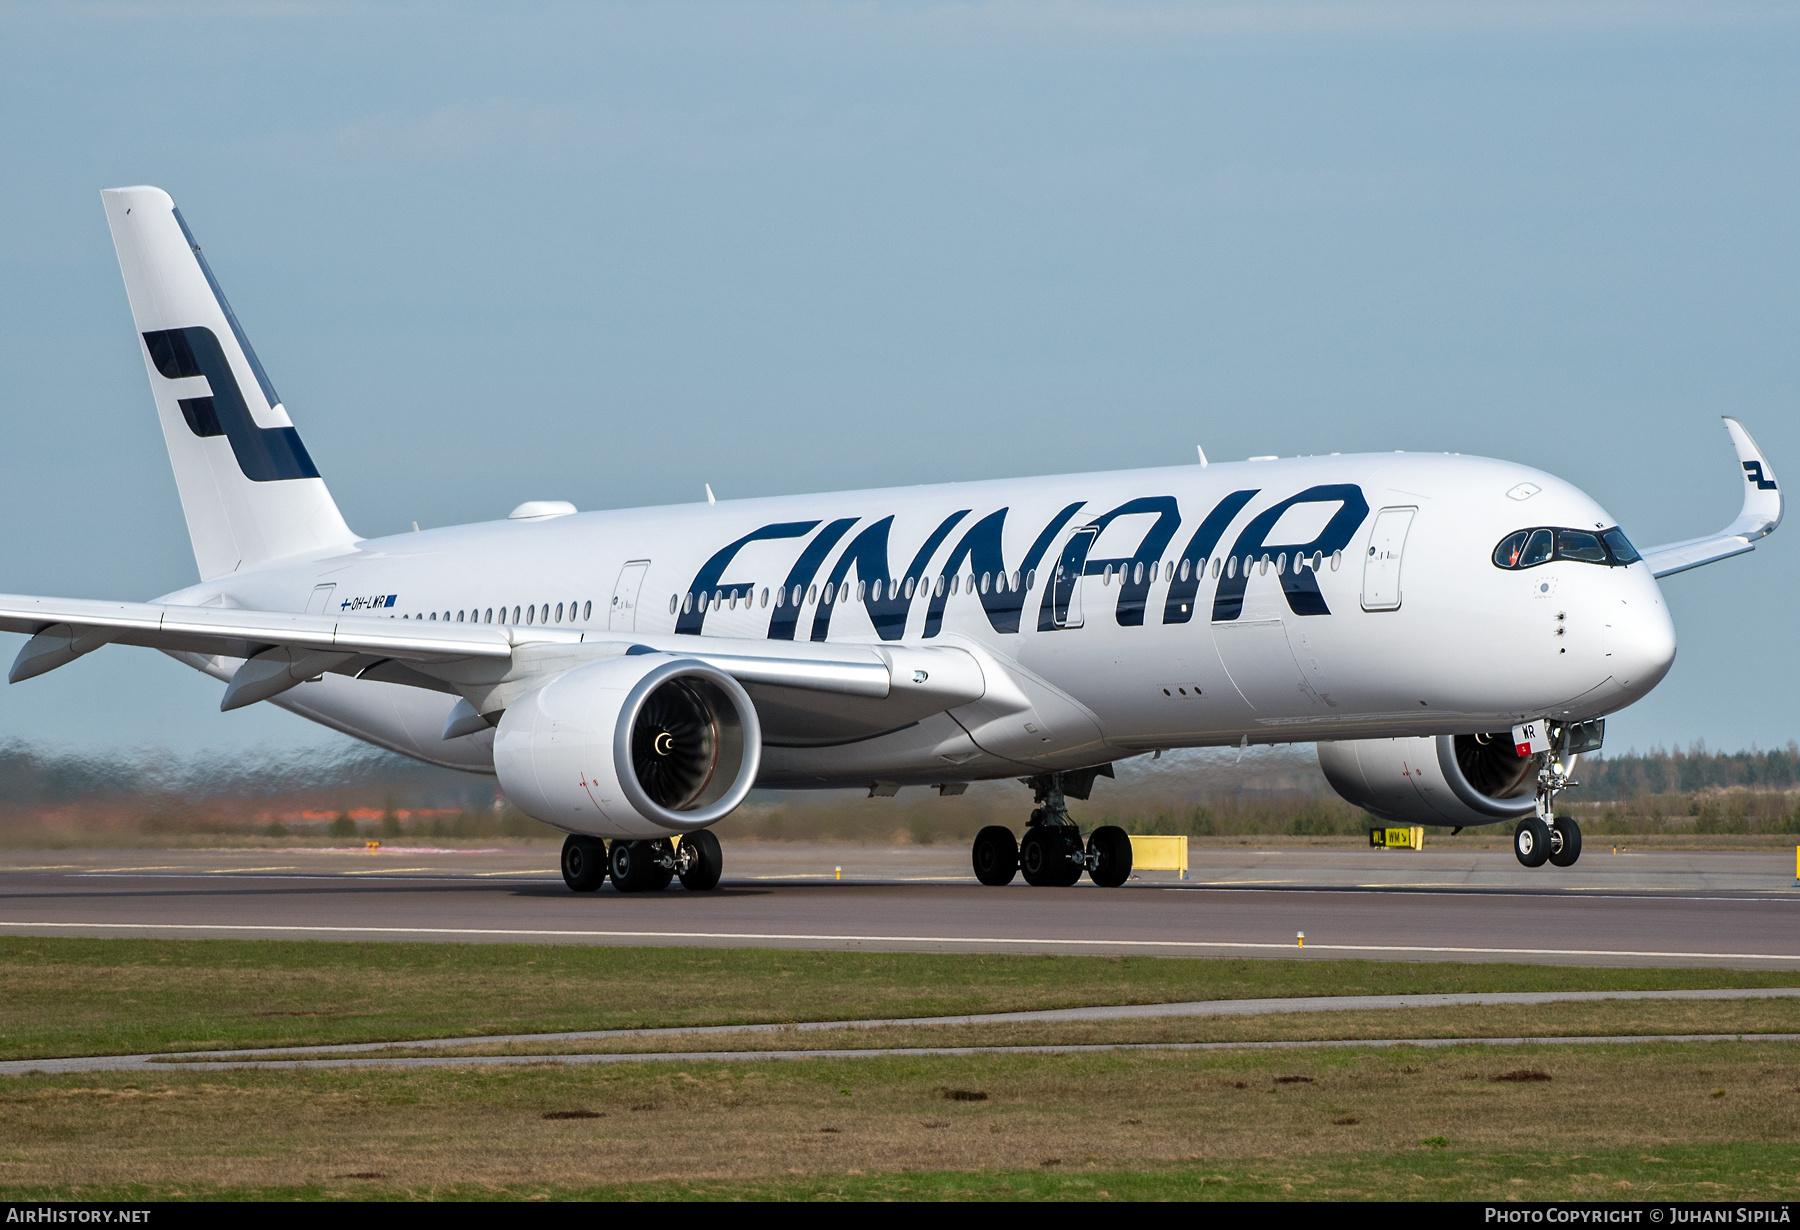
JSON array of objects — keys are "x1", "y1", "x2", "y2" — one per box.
[{"x1": 2, "y1": 843, "x2": 1798, "y2": 968}]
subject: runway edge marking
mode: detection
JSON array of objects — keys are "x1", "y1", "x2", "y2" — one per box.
[{"x1": 2, "y1": 920, "x2": 1799, "y2": 962}]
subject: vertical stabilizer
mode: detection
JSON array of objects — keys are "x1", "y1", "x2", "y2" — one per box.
[{"x1": 101, "y1": 186, "x2": 357, "y2": 581}]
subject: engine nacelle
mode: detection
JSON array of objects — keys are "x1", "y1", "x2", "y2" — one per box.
[
  {"x1": 1316, "y1": 734, "x2": 1556, "y2": 828},
  {"x1": 494, "y1": 654, "x2": 761, "y2": 839}
]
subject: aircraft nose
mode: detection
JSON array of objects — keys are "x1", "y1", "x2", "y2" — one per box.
[{"x1": 1604, "y1": 577, "x2": 1677, "y2": 700}]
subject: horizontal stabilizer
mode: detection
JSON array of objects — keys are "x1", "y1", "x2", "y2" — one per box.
[{"x1": 1641, "y1": 417, "x2": 1783, "y2": 579}]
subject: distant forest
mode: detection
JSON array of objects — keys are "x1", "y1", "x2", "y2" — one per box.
[
  {"x1": 0, "y1": 739, "x2": 1793, "y2": 807},
  {"x1": 1578, "y1": 744, "x2": 1800, "y2": 799}
]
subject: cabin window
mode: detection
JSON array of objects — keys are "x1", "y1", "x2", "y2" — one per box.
[
  {"x1": 975, "y1": 572, "x2": 987, "y2": 594},
  {"x1": 512, "y1": 606, "x2": 521, "y2": 623},
  {"x1": 1276, "y1": 553, "x2": 1287, "y2": 575},
  {"x1": 553, "y1": 603, "x2": 562, "y2": 622},
  {"x1": 669, "y1": 595, "x2": 678, "y2": 615},
  {"x1": 1226, "y1": 556, "x2": 1237, "y2": 579},
  {"x1": 525, "y1": 606, "x2": 535, "y2": 625},
  {"x1": 1011, "y1": 570, "x2": 1021, "y2": 592},
  {"x1": 584, "y1": 600, "x2": 593, "y2": 620},
  {"x1": 1101, "y1": 565, "x2": 1112, "y2": 586},
  {"x1": 1331, "y1": 551, "x2": 1342, "y2": 571},
  {"x1": 760, "y1": 587, "x2": 769, "y2": 608},
  {"x1": 456, "y1": 611, "x2": 464, "y2": 622},
  {"x1": 840, "y1": 581, "x2": 851, "y2": 603},
  {"x1": 1025, "y1": 569, "x2": 1035, "y2": 590}
]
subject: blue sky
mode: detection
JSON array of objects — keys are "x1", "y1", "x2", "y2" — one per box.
[{"x1": 0, "y1": 1, "x2": 1795, "y2": 757}]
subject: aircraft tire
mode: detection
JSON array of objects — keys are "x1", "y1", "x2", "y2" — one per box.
[
  {"x1": 1019, "y1": 828, "x2": 1061, "y2": 886},
  {"x1": 1549, "y1": 816, "x2": 1582, "y2": 867},
  {"x1": 678, "y1": 829, "x2": 724, "y2": 891},
  {"x1": 560, "y1": 835, "x2": 608, "y2": 893},
  {"x1": 1513, "y1": 817, "x2": 1551, "y2": 868},
  {"x1": 609, "y1": 839, "x2": 652, "y2": 892},
  {"x1": 1087, "y1": 825, "x2": 1133, "y2": 888},
  {"x1": 972, "y1": 826, "x2": 1019, "y2": 886}
]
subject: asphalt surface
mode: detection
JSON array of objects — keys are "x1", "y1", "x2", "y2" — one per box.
[{"x1": 2, "y1": 843, "x2": 1798, "y2": 968}]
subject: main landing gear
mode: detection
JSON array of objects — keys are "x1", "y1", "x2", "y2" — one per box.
[
  {"x1": 560, "y1": 830, "x2": 724, "y2": 893},
  {"x1": 971, "y1": 771, "x2": 1134, "y2": 888},
  {"x1": 1513, "y1": 734, "x2": 1584, "y2": 869}
]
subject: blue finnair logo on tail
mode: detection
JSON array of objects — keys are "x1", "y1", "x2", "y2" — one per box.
[{"x1": 142, "y1": 327, "x2": 320, "y2": 483}]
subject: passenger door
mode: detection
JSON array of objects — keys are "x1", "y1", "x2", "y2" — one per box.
[
  {"x1": 609, "y1": 561, "x2": 650, "y2": 631},
  {"x1": 1051, "y1": 527, "x2": 1096, "y2": 629},
  {"x1": 1360, "y1": 507, "x2": 1416, "y2": 612}
]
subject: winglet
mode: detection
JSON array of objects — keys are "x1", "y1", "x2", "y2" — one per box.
[
  {"x1": 1721, "y1": 416, "x2": 1782, "y2": 541},
  {"x1": 1640, "y1": 417, "x2": 1783, "y2": 579}
]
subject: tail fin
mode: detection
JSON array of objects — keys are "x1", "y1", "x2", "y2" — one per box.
[{"x1": 101, "y1": 186, "x2": 356, "y2": 581}]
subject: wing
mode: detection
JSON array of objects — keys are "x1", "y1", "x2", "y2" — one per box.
[
  {"x1": 0, "y1": 594, "x2": 986, "y2": 735},
  {"x1": 1640, "y1": 417, "x2": 1783, "y2": 579}
]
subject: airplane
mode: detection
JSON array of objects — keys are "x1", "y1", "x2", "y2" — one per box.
[{"x1": 0, "y1": 186, "x2": 1782, "y2": 892}]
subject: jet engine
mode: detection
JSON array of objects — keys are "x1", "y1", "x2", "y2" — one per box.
[
  {"x1": 1316, "y1": 734, "x2": 1549, "y2": 829},
  {"x1": 493, "y1": 654, "x2": 761, "y2": 839}
]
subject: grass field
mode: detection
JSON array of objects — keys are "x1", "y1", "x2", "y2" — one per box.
[
  {"x1": 2, "y1": 1044, "x2": 1797, "y2": 1200},
  {"x1": 3, "y1": 938, "x2": 1798, "y2": 1200},
  {"x1": 2, "y1": 937, "x2": 1797, "y2": 1060}
]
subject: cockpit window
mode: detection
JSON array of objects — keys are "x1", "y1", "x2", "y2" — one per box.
[
  {"x1": 1520, "y1": 528, "x2": 1554, "y2": 568},
  {"x1": 1601, "y1": 528, "x2": 1640, "y2": 564},
  {"x1": 1493, "y1": 530, "x2": 1529, "y2": 569},
  {"x1": 1493, "y1": 526, "x2": 1640, "y2": 570},
  {"x1": 1556, "y1": 530, "x2": 1607, "y2": 563}
]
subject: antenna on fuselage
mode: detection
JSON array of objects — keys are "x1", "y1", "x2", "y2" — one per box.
[
  {"x1": 705, "y1": 484, "x2": 716, "y2": 505},
  {"x1": 1196, "y1": 445, "x2": 1209, "y2": 467}
]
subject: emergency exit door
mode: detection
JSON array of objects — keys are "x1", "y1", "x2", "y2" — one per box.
[
  {"x1": 610, "y1": 561, "x2": 650, "y2": 631},
  {"x1": 1360, "y1": 507, "x2": 1416, "y2": 612}
]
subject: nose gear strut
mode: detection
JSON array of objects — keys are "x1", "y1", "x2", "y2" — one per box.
[{"x1": 1515, "y1": 721, "x2": 1587, "y2": 869}]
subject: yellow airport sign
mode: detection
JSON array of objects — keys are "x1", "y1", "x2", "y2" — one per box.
[
  {"x1": 1129, "y1": 834, "x2": 1188, "y2": 877},
  {"x1": 1369, "y1": 825, "x2": 1426, "y2": 851}
]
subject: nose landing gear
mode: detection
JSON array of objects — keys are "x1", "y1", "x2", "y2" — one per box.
[
  {"x1": 1513, "y1": 734, "x2": 1584, "y2": 868},
  {"x1": 969, "y1": 770, "x2": 1134, "y2": 888}
]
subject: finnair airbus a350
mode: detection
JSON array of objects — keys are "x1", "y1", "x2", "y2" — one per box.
[{"x1": 3, "y1": 187, "x2": 1782, "y2": 892}]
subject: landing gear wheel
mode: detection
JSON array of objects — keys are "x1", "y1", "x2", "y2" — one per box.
[
  {"x1": 1021, "y1": 827, "x2": 1083, "y2": 887},
  {"x1": 609, "y1": 839, "x2": 655, "y2": 892},
  {"x1": 677, "y1": 830, "x2": 724, "y2": 891},
  {"x1": 1513, "y1": 817, "x2": 1551, "y2": 868},
  {"x1": 1086, "y1": 825, "x2": 1133, "y2": 888},
  {"x1": 1549, "y1": 816, "x2": 1582, "y2": 867},
  {"x1": 972, "y1": 826, "x2": 1019, "y2": 886},
  {"x1": 560, "y1": 835, "x2": 608, "y2": 892}
]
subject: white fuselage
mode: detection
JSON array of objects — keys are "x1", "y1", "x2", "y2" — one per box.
[{"x1": 162, "y1": 451, "x2": 1677, "y2": 787}]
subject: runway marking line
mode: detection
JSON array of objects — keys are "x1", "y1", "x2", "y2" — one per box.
[
  {"x1": 0, "y1": 920, "x2": 1797, "y2": 963},
  {"x1": 206, "y1": 867, "x2": 296, "y2": 874},
  {"x1": 75, "y1": 866, "x2": 188, "y2": 874}
]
